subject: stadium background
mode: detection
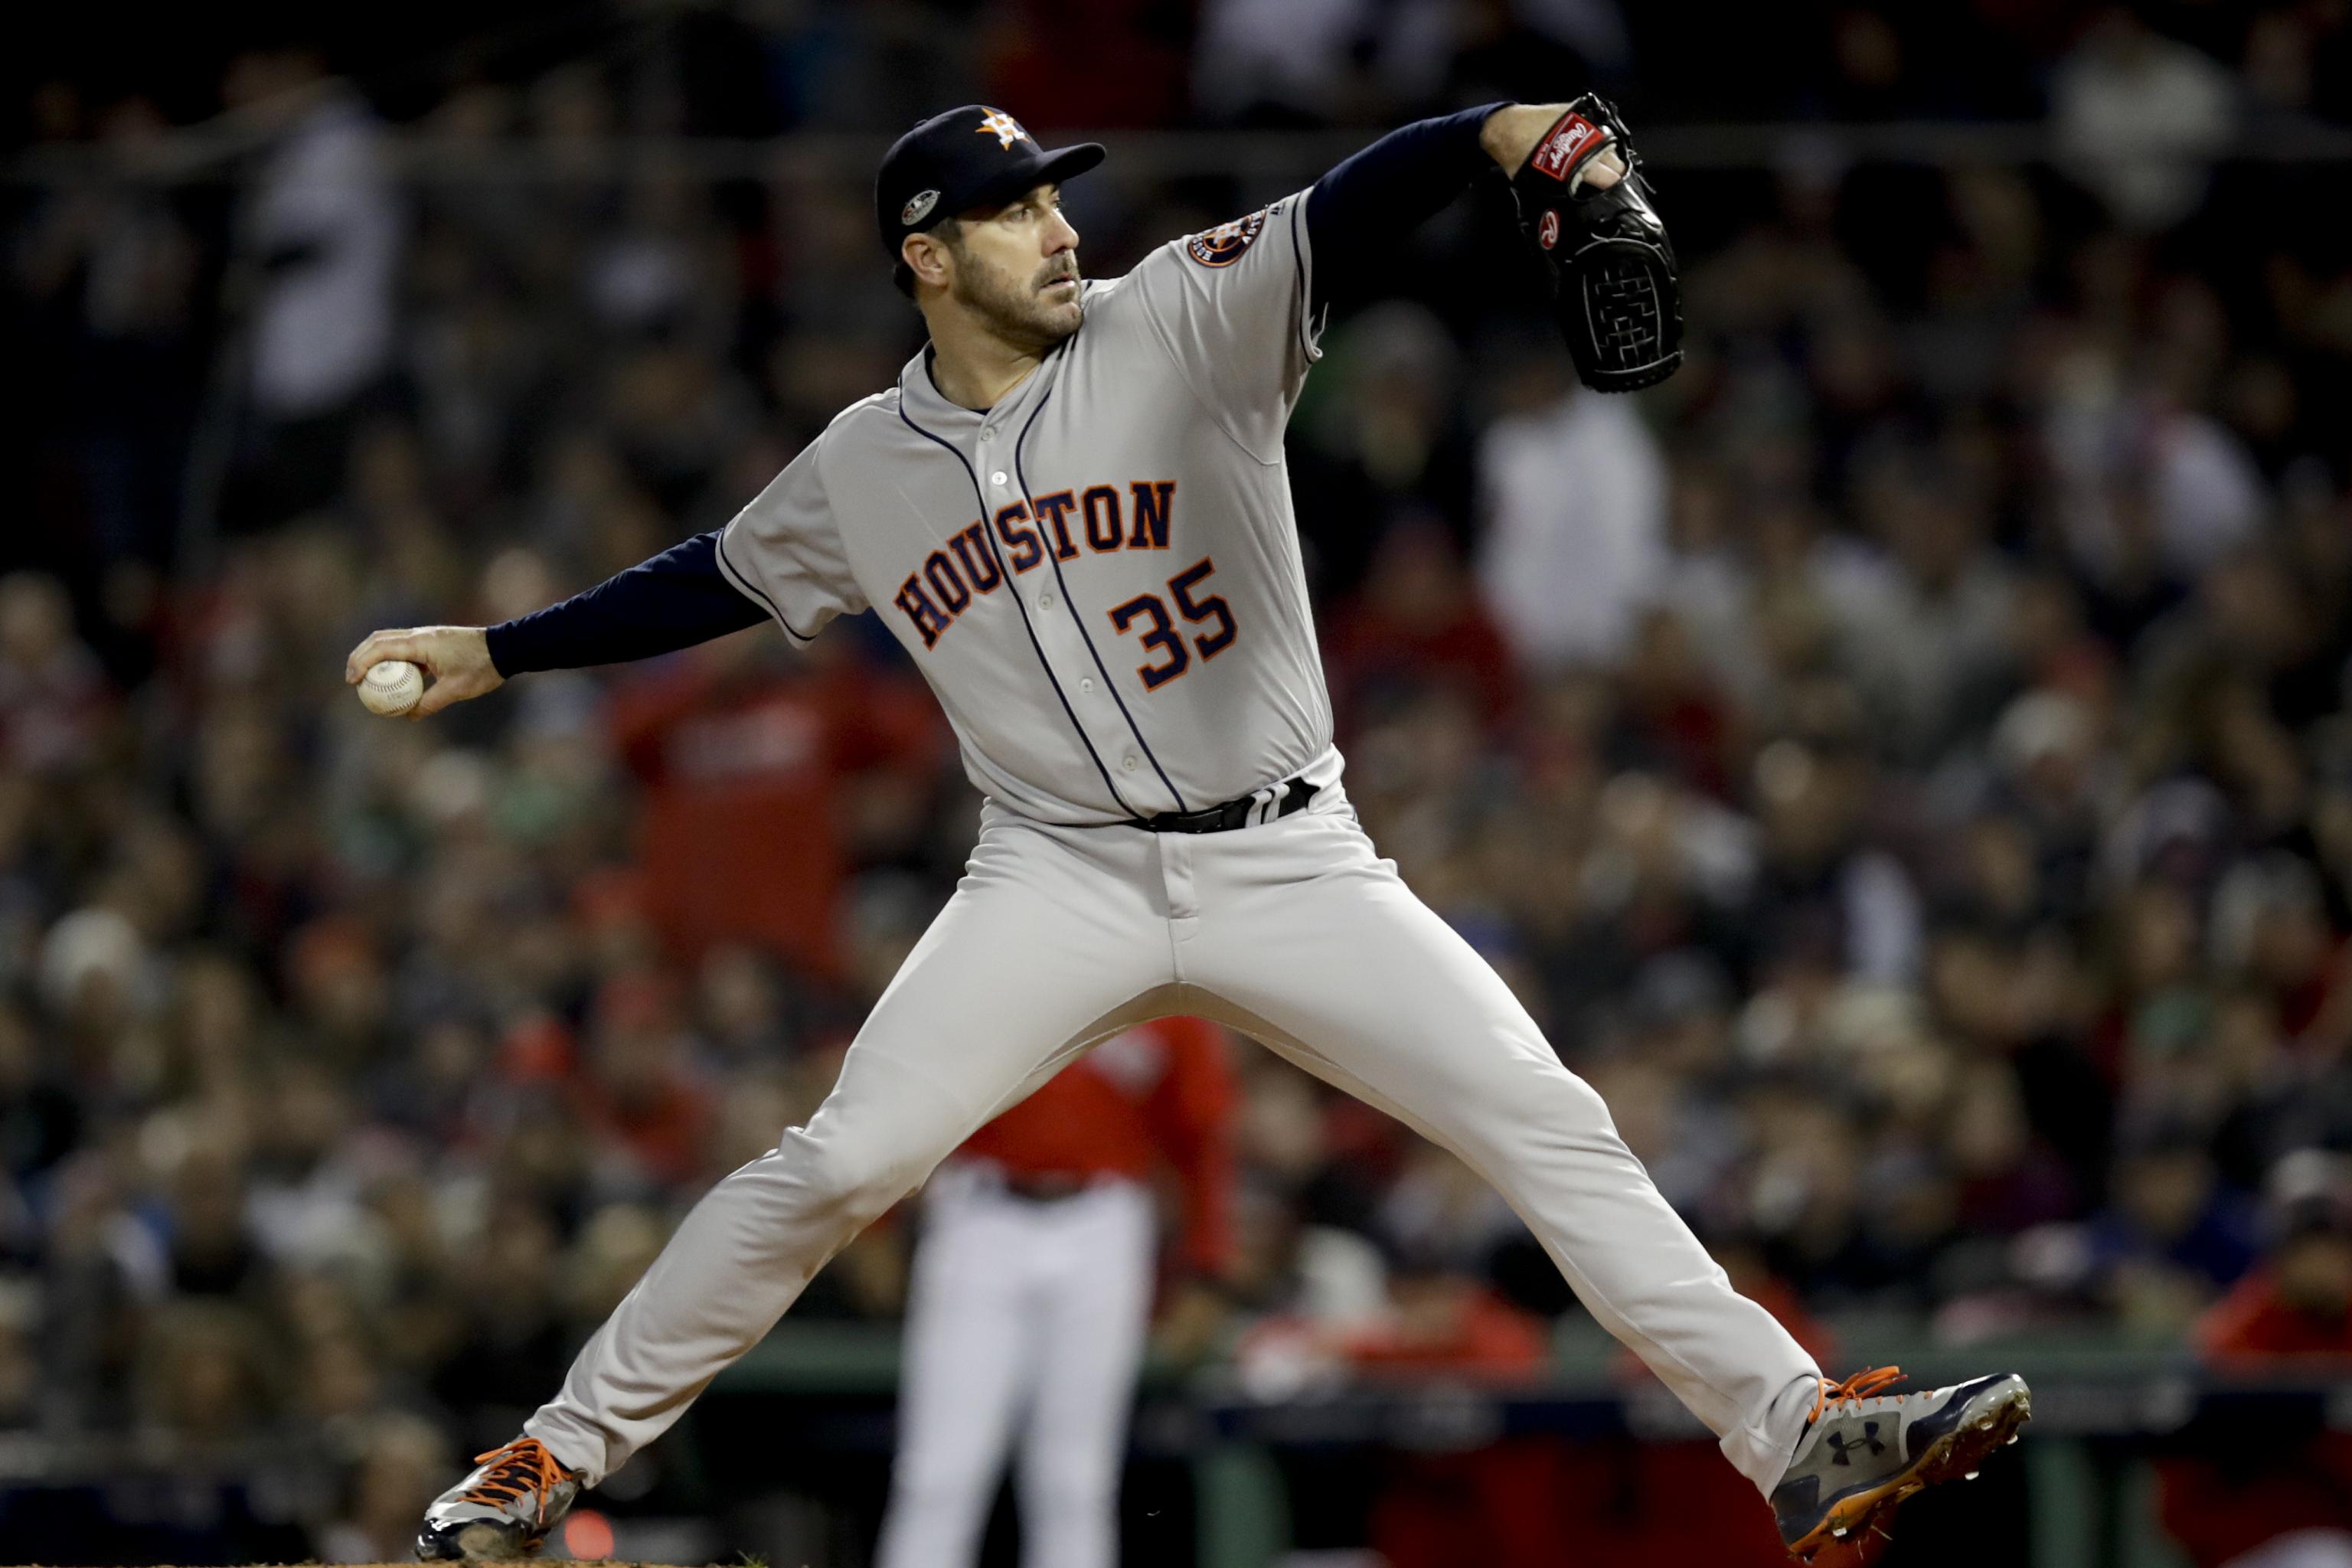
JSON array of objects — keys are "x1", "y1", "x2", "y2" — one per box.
[{"x1": 6, "y1": 2, "x2": 2352, "y2": 1564}]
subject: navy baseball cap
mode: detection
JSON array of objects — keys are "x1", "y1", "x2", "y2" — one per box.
[{"x1": 876, "y1": 106, "x2": 1105, "y2": 262}]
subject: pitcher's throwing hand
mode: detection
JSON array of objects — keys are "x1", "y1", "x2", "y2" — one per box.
[{"x1": 345, "y1": 625, "x2": 501, "y2": 721}]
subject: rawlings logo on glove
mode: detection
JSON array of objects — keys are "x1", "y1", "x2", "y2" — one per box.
[
  {"x1": 1527, "y1": 112, "x2": 1606, "y2": 182},
  {"x1": 1508, "y1": 96, "x2": 1684, "y2": 393}
]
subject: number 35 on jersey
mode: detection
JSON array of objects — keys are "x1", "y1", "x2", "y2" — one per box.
[{"x1": 891, "y1": 478, "x2": 1240, "y2": 691}]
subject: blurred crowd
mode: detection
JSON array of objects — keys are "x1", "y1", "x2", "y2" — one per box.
[{"x1": 8, "y1": 0, "x2": 2352, "y2": 1561}]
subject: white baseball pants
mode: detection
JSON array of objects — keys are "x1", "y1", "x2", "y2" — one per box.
[
  {"x1": 526, "y1": 780, "x2": 1821, "y2": 1495},
  {"x1": 874, "y1": 1166, "x2": 1156, "y2": 1568},
  {"x1": 2223, "y1": 1534, "x2": 2352, "y2": 1568}
]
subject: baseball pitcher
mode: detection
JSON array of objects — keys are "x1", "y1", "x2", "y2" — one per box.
[{"x1": 361, "y1": 100, "x2": 2029, "y2": 1564}]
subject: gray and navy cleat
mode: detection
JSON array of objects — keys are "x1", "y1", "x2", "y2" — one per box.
[
  {"x1": 1771, "y1": 1367, "x2": 2031, "y2": 1563},
  {"x1": 415, "y1": 1436, "x2": 582, "y2": 1560}
]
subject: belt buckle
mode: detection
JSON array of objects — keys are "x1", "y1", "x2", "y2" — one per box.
[{"x1": 1138, "y1": 774, "x2": 1313, "y2": 834}]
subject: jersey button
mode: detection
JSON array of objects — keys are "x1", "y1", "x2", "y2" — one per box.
[
  {"x1": 1121, "y1": 755, "x2": 1138, "y2": 773},
  {"x1": 1081, "y1": 678, "x2": 1095, "y2": 694},
  {"x1": 1039, "y1": 592, "x2": 1057, "y2": 612},
  {"x1": 990, "y1": 470, "x2": 1008, "y2": 486}
]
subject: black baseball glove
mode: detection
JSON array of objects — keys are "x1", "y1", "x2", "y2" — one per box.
[{"x1": 1508, "y1": 96, "x2": 1684, "y2": 393}]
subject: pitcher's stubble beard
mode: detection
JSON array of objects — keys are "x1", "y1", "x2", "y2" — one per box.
[{"x1": 951, "y1": 250, "x2": 1083, "y2": 353}]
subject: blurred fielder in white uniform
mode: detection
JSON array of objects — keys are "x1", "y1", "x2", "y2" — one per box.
[{"x1": 877, "y1": 1014, "x2": 1233, "y2": 1568}]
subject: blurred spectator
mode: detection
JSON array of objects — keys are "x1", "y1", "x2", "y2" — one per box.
[
  {"x1": 985, "y1": 0, "x2": 1199, "y2": 128},
  {"x1": 224, "y1": 47, "x2": 402, "y2": 528},
  {"x1": 1475, "y1": 373, "x2": 1668, "y2": 671},
  {"x1": 9, "y1": 98, "x2": 201, "y2": 567},
  {"x1": 2158, "y1": 1152, "x2": 2352, "y2": 1568},
  {"x1": 1291, "y1": 302, "x2": 1478, "y2": 597},
  {"x1": 2086, "y1": 1117, "x2": 2260, "y2": 1334},
  {"x1": 0, "y1": 573, "x2": 113, "y2": 774},
  {"x1": 1193, "y1": 0, "x2": 1452, "y2": 124},
  {"x1": 1326, "y1": 523, "x2": 1520, "y2": 737},
  {"x1": 318, "y1": 1415, "x2": 452, "y2": 1563},
  {"x1": 1738, "y1": 740, "x2": 1921, "y2": 986},
  {"x1": 2054, "y1": 7, "x2": 2238, "y2": 231},
  {"x1": 574, "y1": 972, "x2": 716, "y2": 1194},
  {"x1": 1838, "y1": 462, "x2": 2017, "y2": 762},
  {"x1": 606, "y1": 632, "x2": 945, "y2": 978}
]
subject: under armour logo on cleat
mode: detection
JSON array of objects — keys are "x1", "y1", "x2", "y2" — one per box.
[
  {"x1": 976, "y1": 109, "x2": 1031, "y2": 150},
  {"x1": 1825, "y1": 1423, "x2": 1885, "y2": 1466}
]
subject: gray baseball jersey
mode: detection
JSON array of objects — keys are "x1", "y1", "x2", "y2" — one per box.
[{"x1": 714, "y1": 193, "x2": 1334, "y2": 825}]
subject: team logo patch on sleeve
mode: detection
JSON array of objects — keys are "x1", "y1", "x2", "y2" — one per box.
[{"x1": 1186, "y1": 208, "x2": 1269, "y2": 268}]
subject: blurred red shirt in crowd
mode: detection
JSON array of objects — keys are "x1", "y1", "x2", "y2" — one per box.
[
  {"x1": 980, "y1": 0, "x2": 1191, "y2": 127},
  {"x1": 2157, "y1": 1220, "x2": 2352, "y2": 1568},
  {"x1": 572, "y1": 972, "x2": 714, "y2": 1189},
  {"x1": 1371, "y1": 1245, "x2": 1832, "y2": 1568},
  {"x1": 1324, "y1": 523, "x2": 1521, "y2": 737},
  {"x1": 606, "y1": 634, "x2": 942, "y2": 979}
]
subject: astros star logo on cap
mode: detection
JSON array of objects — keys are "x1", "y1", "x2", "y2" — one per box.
[{"x1": 976, "y1": 108, "x2": 1032, "y2": 151}]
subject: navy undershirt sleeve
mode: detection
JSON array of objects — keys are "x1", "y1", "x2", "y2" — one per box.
[
  {"x1": 484, "y1": 530, "x2": 766, "y2": 677},
  {"x1": 1305, "y1": 103, "x2": 1508, "y2": 315}
]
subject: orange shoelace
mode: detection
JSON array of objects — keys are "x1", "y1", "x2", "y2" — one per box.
[
  {"x1": 1811, "y1": 1365, "x2": 1909, "y2": 1423},
  {"x1": 457, "y1": 1438, "x2": 569, "y2": 1523}
]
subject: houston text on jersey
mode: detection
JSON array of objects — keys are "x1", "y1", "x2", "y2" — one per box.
[{"x1": 891, "y1": 479, "x2": 1179, "y2": 649}]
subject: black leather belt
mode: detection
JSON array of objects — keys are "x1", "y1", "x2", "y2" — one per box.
[
  {"x1": 1128, "y1": 777, "x2": 1318, "y2": 834},
  {"x1": 1001, "y1": 1171, "x2": 1092, "y2": 1203}
]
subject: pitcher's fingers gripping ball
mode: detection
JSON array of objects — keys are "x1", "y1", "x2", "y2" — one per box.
[
  {"x1": 358, "y1": 658, "x2": 425, "y2": 717},
  {"x1": 344, "y1": 624, "x2": 505, "y2": 720}
]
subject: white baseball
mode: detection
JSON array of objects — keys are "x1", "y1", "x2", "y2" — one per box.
[{"x1": 358, "y1": 659, "x2": 425, "y2": 717}]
